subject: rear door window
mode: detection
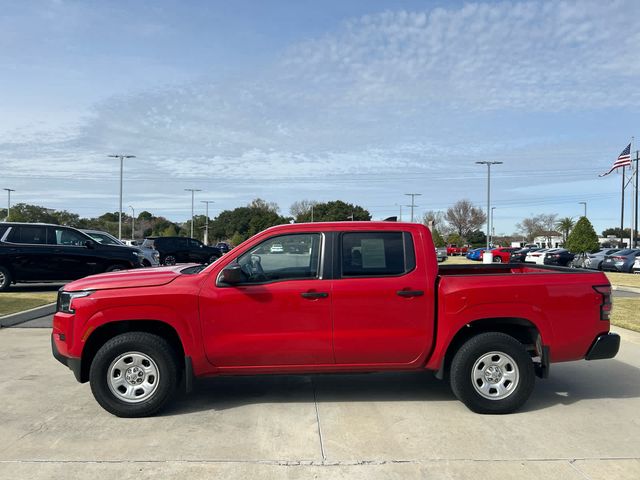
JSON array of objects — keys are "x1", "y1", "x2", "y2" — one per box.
[
  {"x1": 7, "y1": 226, "x2": 47, "y2": 244},
  {"x1": 50, "y1": 227, "x2": 88, "y2": 246},
  {"x1": 340, "y1": 232, "x2": 414, "y2": 277}
]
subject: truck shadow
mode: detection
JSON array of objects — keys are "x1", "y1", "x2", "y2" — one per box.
[{"x1": 162, "y1": 359, "x2": 640, "y2": 416}]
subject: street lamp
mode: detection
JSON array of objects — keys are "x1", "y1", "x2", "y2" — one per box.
[
  {"x1": 185, "y1": 189, "x2": 201, "y2": 238},
  {"x1": 108, "y1": 154, "x2": 136, "y2": 239},
  {"x1": 404, "y1": 193, "x2": 422, "y2": 222},
  {"x1": 476, "y1": 161, "x2": 503, "y2": 250},
  {"x1": 491, "y1": 206, "x2": 496, "y2": 245},
  {"x1": 201, "y1": 200, "x2": 214, "y2": 245},
  {"x1": 128, "y1": 205, "x2": 135, "y2": 240},
  {"x1": 3, "y1": 188, "x2": 15, "y2": 221},
  {"x1": 579, "y1": 202, "x2": 587, "y2": 218}
]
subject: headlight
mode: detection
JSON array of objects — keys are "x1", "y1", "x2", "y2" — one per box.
[{"x1": 57, "y1": 290, "x2": 93, "y2": 314}]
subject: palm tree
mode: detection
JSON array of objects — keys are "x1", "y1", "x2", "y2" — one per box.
[{"x1": 556, "y1": 217, "x2": 575, "y2": 243}]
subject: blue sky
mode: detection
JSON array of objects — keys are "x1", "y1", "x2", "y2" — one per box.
[{"x1": 1, "y1": 0, "x2": 639, "y2": 235}]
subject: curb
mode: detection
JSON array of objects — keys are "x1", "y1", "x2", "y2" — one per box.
[
  {"x1": 612, "y1": 285, "x2": 640, "y2": 295},
  {"x1": 0, "y1": 303, "x2": 56, "y2": 328}
]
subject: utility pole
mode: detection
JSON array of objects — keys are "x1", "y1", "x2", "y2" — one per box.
[
  {"x1": 201, "y1": 200, "x2": 214, "y2": 245},
  {"x1": 635, "y1": 150, "x2": 639, "y2": 248},
  {"x1": 3, "y1": 188, "x2": 15, "y2": 221},
  {"x1": 128, "y1": 205, "x2": 135, "y2": 240},
  {"x1": 476, "y1": 161, "x2": 503, "y2": 250},
  {"x1": 491, "y1": 206, "x2": 496, "y2": 245},
  {"x1": 404, "y1": 193, "x2": 422, "y2": 222},
  {"x1": 579, "y1": 201, "x2": 587, "y2": 218},
  {"x1": 108, "y1": 154, "x2": 136, "y2": 239},
  {"x1": 311, "y1": 205, "x2": 314, "y2": 222},
  {"x1": 185, "y1": 189, "x2": 201, "y2": 238}
]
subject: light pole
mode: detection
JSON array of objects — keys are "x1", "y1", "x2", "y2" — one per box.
[
  {"x1": 108, "y1": 154, "x2": 136, "y2": 239},
  {"x1": 201, "y1": 200, "x2": 214, "y2": 245},
  {"x1": 404, "y1": 193, "x2": 422, "y2": 222},
  {"x1": 491, "y1": 206, "x2": 496, "y2": 245},
  {"x1": 185, "y1": 189, "x2": 201, "y2": 238},
  {"x1": 128, "y1": 205, "x2": 135, "y2": 240},
  {"x1": 579, "y1": 201, "x2": 587, "y2": 218},
  {"x1": 3, "y1": 188, "x2": 15, "y2": 221},
  {"x1": 476, "y1": 161, "x2": 503, "y2": 250}
]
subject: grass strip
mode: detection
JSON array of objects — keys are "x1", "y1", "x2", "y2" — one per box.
[{"x1": 0, "y1": 292, "x2": 57, "y2": 317}]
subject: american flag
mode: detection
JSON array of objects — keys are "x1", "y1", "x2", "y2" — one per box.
[{"x1": 599, "y1": 143, "x2": 632, "y2": 177}]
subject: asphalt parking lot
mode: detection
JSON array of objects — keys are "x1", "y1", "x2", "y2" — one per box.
[{"x1": 0, "y1": 325, "x2": 639, "y2": 479}]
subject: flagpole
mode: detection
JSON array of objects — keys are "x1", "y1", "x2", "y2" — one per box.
[{"x1": 621, "y1": 165, "x2": 625, "y2": 247}]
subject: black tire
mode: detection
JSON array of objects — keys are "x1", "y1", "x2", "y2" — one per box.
[
  {"x1": 450, "y1": 332, "x2": 535, "y2": 414},
  {"x1": 0, "y1": 266, "x2": 11, "y2": 291},
  {"x1": 142, "y1": 259, "x2": 151, "y2": 267},
  {"x1": 89, "y1": 332, "x2": 178, "y2": 417},
  {"x1": 105, "y1": 264, "x2": 126, "y2": 273},
  {"x1": 164, "y1": 255, "x2": 176, "y2": 266}
]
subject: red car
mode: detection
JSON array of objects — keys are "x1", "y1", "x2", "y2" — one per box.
[
  {"x1": 52, "y1": 222, "x2": 619, "y2": 417},
  {"x1": 481, "y1": 247, "x2": 520, "y2": 263},
  {"x1": 446, "y1": 244, "x2": 469, "y2": 256}
]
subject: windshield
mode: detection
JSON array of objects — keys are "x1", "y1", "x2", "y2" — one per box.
[{"x1": 87, "y1": 232, "x2": 123, "y2": 246}]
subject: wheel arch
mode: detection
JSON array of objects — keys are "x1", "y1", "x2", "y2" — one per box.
[
  {"x1": 435, "y1": 317, "x2": 544, "y2": 380},
  {"x1": 80, "y1": 320, "x2": 186, "y2": 383}
]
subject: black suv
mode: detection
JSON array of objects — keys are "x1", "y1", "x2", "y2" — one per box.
[
  {"x1": 0, "y1": 222, "x2": 144, "y2": 291},
  {"x1": 142, "y1": 236, "x2": 222, "y2": 265}
]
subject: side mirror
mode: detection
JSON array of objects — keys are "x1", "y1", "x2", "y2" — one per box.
[
  {"x1": 85, "y1": 240, "x2": 95, "y2": 249},
  {"x1": 220, "y1": 263, "x2": 244, "y2": 285}
]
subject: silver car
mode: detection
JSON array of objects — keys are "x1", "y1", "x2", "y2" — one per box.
[
  {"x1": 436, "y1": 247, "x2": 448, "y2": 262},
  {"x1": 81, "y1": 229, "x2": 159, "y2": 267},
  {"x1": 583, "y1": 248, "x2": 621, "y2": 270}
]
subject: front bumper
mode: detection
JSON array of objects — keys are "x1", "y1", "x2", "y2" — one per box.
[
  {"x1": 585, "y1": 333, "x2": 621, "y2": 360},
  {"x1": 51, "y1": 334, "x2": 82, "y2": 382}
]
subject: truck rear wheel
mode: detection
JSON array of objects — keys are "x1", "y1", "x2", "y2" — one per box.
[
  {"x1": 450, "y1": 332, "x2": 535, "y2": 414},
  {"x1": 0, "y1": 266, "x2": 11, "y2": 291},
  {"x1": 89, "y1": 332, "x2": 178, "y2": 417}
]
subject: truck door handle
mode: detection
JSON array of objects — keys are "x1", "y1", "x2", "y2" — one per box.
[
  {"x1": 397, "y1": 290, "x2": 424, "y2": 297},
  {"x1": 301, "y1": 292, "x2": 328, "y2": 299}
]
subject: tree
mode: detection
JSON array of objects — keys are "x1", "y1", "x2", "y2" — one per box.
[
  {"x1": 290, "y1": 200, "x2": 319, "y2": 222},
  {"x1": 422, "y1": 210, "x2": 449, "y2": 234},
  {"x1": 538, "y1": 213, "x2": 559, "y2": 246},
  {"x1": 516, "y1": 216, "x2": 544, "y2": 242},
  {"x1": 209, "y1": 198, "x2": 290, "y2": 242},
  {"x1": 302, "y1": 200, "x2": 371, "y2": 222},
  {"x1": 431, "y1": 228, "x2": 446, "y2": 247},
  {"x1": 556, "y1": 217, "x2": 575, "y2": 243},
  {"x1": 467, "y1": 230, "x2": 487, "y2": 247},
  {"x1": 565, "y1": 217, "x2": 600, "y2": 254},
  {"x1": 446, "y1": 233, "x2": 463, "y2": 246},
  {"x1": 445, "y1": 200, "x2": 486, "y2": 239}
]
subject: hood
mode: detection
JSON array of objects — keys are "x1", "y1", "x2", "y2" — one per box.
[{"x1": 64, "y1": 265, "x2": 192, "y2": 291}]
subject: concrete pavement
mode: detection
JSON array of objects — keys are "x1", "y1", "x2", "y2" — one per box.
[{"x1": 0, "y1": 327, "x2": 639, "y2": 479}]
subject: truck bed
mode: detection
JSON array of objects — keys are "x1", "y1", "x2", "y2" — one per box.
[{"x1": 438, "y1": 263, "x2": 595, "y2": 276}]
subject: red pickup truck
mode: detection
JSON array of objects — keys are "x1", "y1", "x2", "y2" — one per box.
[
  {"x1": 446, "y1": 244, "x2": 468, "y2": 256},
  {"x1": 52, "y1": 222, "x2": 619, "y2": 417}
]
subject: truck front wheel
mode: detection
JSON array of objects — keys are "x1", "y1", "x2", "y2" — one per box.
[
  {"x1": 89, "y1": 332, "x2": 178, "y2": 417},
  {"x1": 450, "y1": 332, "x2": 535, "y2": 414}
]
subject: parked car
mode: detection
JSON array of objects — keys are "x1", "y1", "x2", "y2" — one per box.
[
  {"x1": 141, "y1": 236, "x2": 222, "y2": 266},
  {"x1": 52, "y1": 221, "x2": 619, "y2": 417},
  {"x1": 82, "y1": 229, "x2": 159, "y2": 267},
  {"x1": 466, "y1": 247, "x2": 488, "y2": 261},
  {"x1": 524, "y1": 248, "x2": 552, "y2": 265},
  {"x1": 543, "y1": 248, "x2": 575, "y2": 267},
  {"x1": 510, "y1": 248, "x2": 539, "y2": 263},
  {"x1": 632, "y1": 257, "x2": 640, "y2": 274},
  {"x1": 601, "y1": 249, "x2": 640, "y2": 273},
  {"x1": 215, "y1": 242, "x2": 232, "y2": 254},
  {"x1": 269, "y1": 243, "x2": 284, "y2": 254},
  {"x1": 447, "y1": 244, "x2": 468, "y2": 256},
  {"x1": 0, "y1": 222, "x2": 144, "y2": 291},
  {"x1": 435, "y1": 247, "x2": 447, "y2": 262},
  {"x1": 583, "y1": 249, "x2": 622, "y2": 270},
  {"x1": 482, "y1": 247, "x2": 519, "y2": 263}
]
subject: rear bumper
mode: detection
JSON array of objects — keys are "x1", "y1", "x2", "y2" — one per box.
[
  {"x1": 51, "y1": 334, "x2": 82, "y2": 382},
  {"x1": 585, "y1": 333, "x2": 620, "y2": 360}
]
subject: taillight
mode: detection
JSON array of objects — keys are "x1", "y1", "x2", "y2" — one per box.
[
  {"x1": 613, "y1": 256, "x2": 625, "y2": 261},
  {"x1": 593, "y1": 285, "x2": 612, "y2": 321}
]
